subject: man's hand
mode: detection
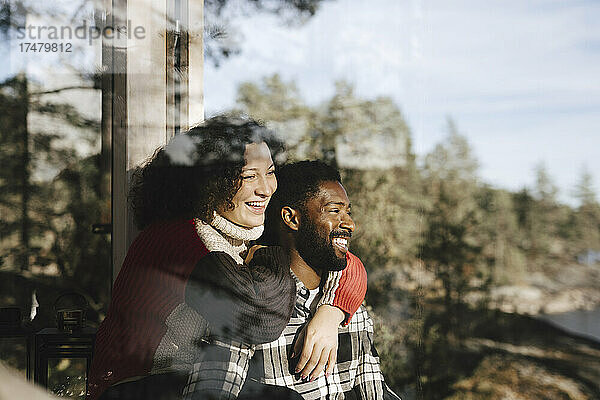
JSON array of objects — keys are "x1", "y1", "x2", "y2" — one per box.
[{"x1": 292, "y1": 304, "x2": 344, "y2": 381}]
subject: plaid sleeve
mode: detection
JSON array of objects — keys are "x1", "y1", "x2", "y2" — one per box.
[
  {"x1": 182, "y1": 338, "x2": 255, "y2": 400},
  {"x1": 317, "y1": 270, "x2": 343, "y2": 308},
  {"x1": 340, "y1": 306, "x2": 401, "y2": 400}
]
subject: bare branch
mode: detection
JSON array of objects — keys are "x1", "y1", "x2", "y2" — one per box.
[{"x1": 30, "y1": 85, "x2": 96, "y2": 96}]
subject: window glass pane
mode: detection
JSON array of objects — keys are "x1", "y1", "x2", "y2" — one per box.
[
  {"x1": 1, "y1": 0, "x2": 110, "y2": 335},
  {"x1": 203, "y1": 2, "x2": 600, "y2": 399}
]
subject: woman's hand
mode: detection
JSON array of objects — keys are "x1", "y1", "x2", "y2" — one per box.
[{"x1": 292, "y1": 304, "x2": 345, "y2": 380}]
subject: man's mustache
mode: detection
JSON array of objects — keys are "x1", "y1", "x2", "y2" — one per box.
[{"x1": 330, "y1": 230, "x2": 352, "y2": 240}]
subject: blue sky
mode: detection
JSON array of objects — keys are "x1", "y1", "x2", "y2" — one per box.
[
  {"x1": 2, "y1": 0, "x2": 597, "y2": 205},
  {"x1": 204, "y1": 0, "x2": 600, "y2": 205}
]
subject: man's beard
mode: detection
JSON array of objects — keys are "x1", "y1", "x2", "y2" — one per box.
[{"x1": 296, "y1": 218, "x2": 347, "y2": 274}]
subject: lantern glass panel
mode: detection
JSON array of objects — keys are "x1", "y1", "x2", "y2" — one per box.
[{"x1": 47, "y1": 358, "x2": 87, "y2": 399}]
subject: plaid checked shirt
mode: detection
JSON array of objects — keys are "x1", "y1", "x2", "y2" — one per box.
[{"x1": 183, "y1": 274, "x2": 400, "y2": 400}]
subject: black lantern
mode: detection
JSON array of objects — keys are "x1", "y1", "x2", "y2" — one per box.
[
  {"x1": 54, "y1": 292, "x2": 88, "y2": 333},
  {"x1": 34, "y1": 327, "x2": 96, "y2": 398},
  {"x1": 33, "y1": 293, "x2": 95, "y2": 398}
]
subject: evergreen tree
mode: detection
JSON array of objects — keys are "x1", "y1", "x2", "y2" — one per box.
[
  {"x1": 574, "y1": 165, "x2": 598, "y2": 207},
  {"x1": 528, "y1": 163, "x2": 564, "y2": 261},
  {"x1": 234, "y1": 74, "x2": 314, "y2": 160},
  {"x1": 533, "y1": 162, "x2": 558, "y2": 204},
  {"x1": 420, "y1": 120, "x2": 484, "y2": 307},
  {"x1": 572, "y1": 167, "x2": 600, "y2": 254},
  {"x1": 320, "y1": 82, "x2": 412, "y2": 168},
  {"x1": 419, "y1": 120, "x2": 486, "y2": 323},
  {"x1": 476, "y1": 187, "x2": 526, "y2": 284}
]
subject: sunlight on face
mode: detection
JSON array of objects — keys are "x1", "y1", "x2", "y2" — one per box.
[{"x1": 220, "y1": 142, "x2": 277, "y2": 228}]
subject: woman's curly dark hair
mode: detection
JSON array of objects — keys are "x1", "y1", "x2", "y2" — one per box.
[{"x1": 129, "y1": 116, "x2": 285, "y2": 229}]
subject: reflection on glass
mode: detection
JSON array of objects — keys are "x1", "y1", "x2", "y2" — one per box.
[
  {"x1": 0, "y1": 337, "x2": 28, "y2": 378},
  {"x1": 48, "y1": 358, "x2": 87, "y2": 399},
  {"x1": 0, "y1": 0, "x2": 109, "y2": 330}
]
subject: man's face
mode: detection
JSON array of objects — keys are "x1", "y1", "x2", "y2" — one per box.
[{"x1": 296, "y1": 181, "x2": 355, "y2": 273}]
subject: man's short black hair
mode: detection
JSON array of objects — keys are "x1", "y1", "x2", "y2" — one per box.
[{"x1": 262, "y1": 160, "x2": 341, "y2": 245}]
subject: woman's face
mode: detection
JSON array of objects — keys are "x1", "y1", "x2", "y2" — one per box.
[{"x1": 220, "y1": 142, "x2": 277, "y2": 228}]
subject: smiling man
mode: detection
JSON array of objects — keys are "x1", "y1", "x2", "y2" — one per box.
[{"x1": 237, "y1": 160, "x2": 400, "y2": 400}]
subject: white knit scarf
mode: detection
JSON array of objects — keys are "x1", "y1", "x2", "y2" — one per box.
[{"x1": 193, "y1": 214, "x2": 264, "y2": 264}]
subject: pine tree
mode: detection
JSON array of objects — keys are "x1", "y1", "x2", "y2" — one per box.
[{"x1": 572, "y1": 167, "x2": 600, "y2": 254}]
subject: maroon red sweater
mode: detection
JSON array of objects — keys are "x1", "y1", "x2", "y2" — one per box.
[{"x1": 88, "y1": 220, "x2": 211, "y2": 399}]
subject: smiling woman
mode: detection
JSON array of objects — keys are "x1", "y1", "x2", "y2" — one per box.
[
  {"x1": 128, "y1": 117, "x2": 285, "y2": 230},
  {"x1": 87, "y1": 116, "x2": 297, "y2": 400},
  {"x1": 86, "y1": 116, "x2": 367, "y2": 400},
  {"x1": 219, "y1": 142, "x2": 277, "y2": 228}
]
